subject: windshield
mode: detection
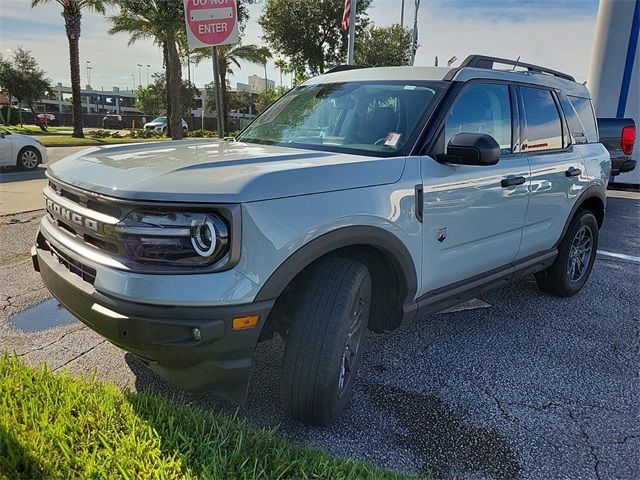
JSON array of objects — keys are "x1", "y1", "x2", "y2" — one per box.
[
  {"x1": 152, "y1": 116, "x2": 167, "y2": 123},
  {"x1": 237, "y1": 80, "x2": 445, "y2": 156}
]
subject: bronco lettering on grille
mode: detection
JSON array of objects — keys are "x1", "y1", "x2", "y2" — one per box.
[{"x1": 46, "y1": 198, "x2": 99, "y2": 232}]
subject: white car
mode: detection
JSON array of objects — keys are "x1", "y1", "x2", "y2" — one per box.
[
  {"x1": 0, "y1": 128, "x2": 48, "y2": 170},
  {"x1": 143, "y1": 116, "x2": 188, "y2": 133}
]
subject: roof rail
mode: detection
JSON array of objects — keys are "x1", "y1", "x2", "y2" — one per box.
[
  {"x1": 325, "y1": 64, "x2": 367, "y2": 74},
  {"x1": 454, "y1": 55, "x2": 575, "y2": 82}
]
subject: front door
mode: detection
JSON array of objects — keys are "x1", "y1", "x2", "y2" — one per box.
[{"x1": 421, "y1": 82, "x2": 530, "y2": 293}]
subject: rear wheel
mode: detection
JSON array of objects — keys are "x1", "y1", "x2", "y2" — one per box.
[
  {"x1": 17, "y1": 147, "x2": 40, "y2": 171},
  {"x1": 281, "y1": 257, "x2": 371, "y2": 426},
  {"x1": 536, "y1": 209, "x2": 598, "y2": 297}
]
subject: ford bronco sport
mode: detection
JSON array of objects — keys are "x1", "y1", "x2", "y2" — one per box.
[{"x1": 32, "y1": 55, "x2": 610, "y2": 426}]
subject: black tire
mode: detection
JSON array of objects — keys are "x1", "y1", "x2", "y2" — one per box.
[
  {"x1": 281, "y1": 257, "x2": 371, "y2": 426},
  {"x1": 17, "y1": 147, "x2": 41, "y2": 171},
  {"x1": 535, "y1": 209, "x2": 599, "y2": 297}
]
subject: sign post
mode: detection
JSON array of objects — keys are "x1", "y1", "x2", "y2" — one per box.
[{"x1": 184, "y1": 0, "x2": 239, "y2": 138}]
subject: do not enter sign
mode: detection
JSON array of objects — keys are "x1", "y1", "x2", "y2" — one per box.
[{"x1": 184, "y1": 0, "x2": 239, "y2": 49}]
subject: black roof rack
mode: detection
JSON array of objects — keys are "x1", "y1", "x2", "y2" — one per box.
[
  {"x1": 453, "y1": 55, "x2": 575, "y2": 82},
  {"x1": 325, "y1": 64, "x2": 367, "y2": 74}
]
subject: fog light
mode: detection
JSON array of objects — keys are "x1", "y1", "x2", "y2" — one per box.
[
  {"x1": 232, "y1": 315, "x2": 260, "y2": 330},
  {"x1": 191, "y1": 327, "x2": 202, "y2": 341}
]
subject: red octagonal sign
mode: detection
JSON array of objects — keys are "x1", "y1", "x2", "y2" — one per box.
[{"x1": 184, "y1": 0, "x2": 239, "y2": 49}]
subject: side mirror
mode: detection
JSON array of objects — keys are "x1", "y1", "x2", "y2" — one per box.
[{"x1": 436, "y1": 133, "x2": 501, "y2": 166}]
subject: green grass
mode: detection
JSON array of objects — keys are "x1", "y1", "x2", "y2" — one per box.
[
  {"x1": 38, "y1": 136, "x2": 171, "y2": 147},
  {"x1": 0, "y1": 355, "x2": 416, "y2": 480},
  {"x1": 3, "y1": 125, "x2": 72, "y2": 136}
]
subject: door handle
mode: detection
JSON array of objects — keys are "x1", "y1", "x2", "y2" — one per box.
[
  {"x1": 501, "y1": 176, "x2": 526, "y2": 188},
  {"x1": 565, "y1": 167, "x2": 582, "y2": 177}
]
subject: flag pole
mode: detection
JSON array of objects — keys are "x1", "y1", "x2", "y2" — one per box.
[
  {"x1": 410, "y1": 0, "x2": 420, "y2": 66},
  {"x1": 347, "y1": 0, "x2": 357, "y2": 65}
]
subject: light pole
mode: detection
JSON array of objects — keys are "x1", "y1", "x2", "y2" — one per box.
[
  {"x1": 86, "y1": 60, "x2": 91, "y2": 88},
  {"x1": 131, "y1": 74, "x2": 136, "y2": 91},
  {"x1": 410, "y1": 0, "x2": 421, "y2": 66},
  {"x1": 137, "y1": 64, "x2": 142, "y2": 89},
  {"x1": 146, "y1": 64, "x2": 150, "y2": 86}
]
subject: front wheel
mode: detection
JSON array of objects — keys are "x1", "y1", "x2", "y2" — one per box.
[
  {"x1": 18, "y1": 147, "x2": 41, "y2": 171},
  {"x1": 536, "y1": 209, "x2": 599, "y2": 297},
  {"x1": 281, "y1": 257, "x2": 371, "y2": 426}
]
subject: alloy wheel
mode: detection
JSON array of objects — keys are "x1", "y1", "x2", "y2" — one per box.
[{"x1": 567, "y1": 225, "x2": 593, "y2": 281}]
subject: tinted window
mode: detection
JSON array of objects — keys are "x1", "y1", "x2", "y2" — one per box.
[
  {"x1": 445, "y1": 83, "x2": 512, "y2": 154},
  {"x1": 568, "y1": 96, "x2": 598, "y2": 142},
  {"x1": 521, "y1": 87, "x2": 563, "y2": 152},
  {"x1": 557, "y1": 92, "x2": 588, "y2": 145}
]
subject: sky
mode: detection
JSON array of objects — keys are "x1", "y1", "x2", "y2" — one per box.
[{"x1": 0, "y1": 0, "x2": 600, "y2": 92}]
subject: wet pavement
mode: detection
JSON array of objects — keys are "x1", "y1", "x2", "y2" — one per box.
[{"x1": 1, "y1": 191, "x2": 639, "y2": 479}]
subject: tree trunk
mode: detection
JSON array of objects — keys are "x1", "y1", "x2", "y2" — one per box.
[
  {"x1": 165, "y1": 32, "x2": 183, "y2": 140},
  {"x1": 163, "y1": 42, "x2": 172, "y2": 138},
  {"x1": 64, "y1": 7, "x2": 84, "y2": 138},
  {"x1": 18, "y1": 101, "x2": 23, "y2": 127},
  {"x1": 6, "y1": 96, "x2": 11, "y2": 125}
]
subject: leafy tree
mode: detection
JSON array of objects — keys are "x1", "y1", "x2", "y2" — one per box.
[
  {"x1": 259, "y1": 0, "x2": 371, "y2": 76},
  {"x1": 192, "y1": 44, "x2": 266, "y2": 122},
  {"x1": 135, "y1": 73, "x2": 197, "y2": 118},
  {"x1": 355, "y1": 24, "x2": 413, "y2": 67},
  {"x1": 109, "y1": 0, "x2": 185, "y2": 139},
  {"x1": 255, "y1": 86, "x2": 288, "y2": 114},
  {"x1": 32, "y1": 0, "x2": 106, "y2": 138},
  {"x1": 227, "y1": 90, "x2": 256, "y2": 115},
  {"x1": 0, "y1": 49, "x2": 52, "y2": 127}
]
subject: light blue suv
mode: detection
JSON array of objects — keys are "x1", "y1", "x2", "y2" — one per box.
[{"x1": 32, "y1": 55, "x2": 610, "y2": 425}]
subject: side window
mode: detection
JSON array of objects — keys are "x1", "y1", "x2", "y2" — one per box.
[
  {"x1": 445, "y1": 83, "x2": 512, "y2": 155},
  {"x1": 521, "y1": 87, "x2": 563, "y2": 152},
  {"x1": 568, "y1": 96, "x2": 598, "y2": 143},
  {"x1": 557, "y1": 91, "x2": 588, "y2": 145}
]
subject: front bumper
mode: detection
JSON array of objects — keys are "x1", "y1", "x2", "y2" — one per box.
[{"x1": 32, "y1": 244, "x2": 274, "y2": 403}]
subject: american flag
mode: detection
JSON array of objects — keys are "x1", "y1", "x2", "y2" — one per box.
[{"x1": 341, "y1": 0, "x2": 351, "y2": 31}]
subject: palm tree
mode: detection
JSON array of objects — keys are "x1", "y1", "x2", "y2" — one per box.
[
  {"x1": 257, "y1": 47, "x2": 272, "y2": 92},
  {"x1": 192, "y1": 44, "x2": 265, "y2": 122},
  {"x1": 274, "y1": 58, "x2": 288, "y2": 88},
  {"x1": 108, "y1": 0, "x2": 184, "y2": 140},
  {"x1": 32, "y1": 0, "x2": 106, "y2": 138}
]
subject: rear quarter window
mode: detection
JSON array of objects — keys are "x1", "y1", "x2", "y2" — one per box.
[
  {"x1": 521, "y1": 87, "x2": 563, "y2": 152},
  {"x1": 568, "y1": 96, "x2": 598, "y2": 143}
]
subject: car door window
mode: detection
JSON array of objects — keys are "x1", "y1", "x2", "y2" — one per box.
[
  {"x1": 557, "y1": 91, "x2": 588, "y2": 145},
  {"x1": 567, "y1": 96, "x2": 598, "y2": 143},
  {"x1": 445, "y1": 83, "x2": 512, "y2": 155},
  {"x1": 521, "y1": 87, "x2": 563, "y2": 152}
]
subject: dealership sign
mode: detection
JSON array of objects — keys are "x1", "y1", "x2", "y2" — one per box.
[{"x1": 184, "y1": 0, "x2": 239, "y2": 49}]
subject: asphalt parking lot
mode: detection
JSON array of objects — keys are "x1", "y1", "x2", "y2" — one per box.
[{"x1": 0, "y1": 189, "x2": 638, "y2": 479}]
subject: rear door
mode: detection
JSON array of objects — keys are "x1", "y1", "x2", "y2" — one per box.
[
  {"x1": 516, "y1": 86, "x2": 585, "y2": 259},
  {"x1": 421, "y1": 82, "x2": 530, "y2": 292}
]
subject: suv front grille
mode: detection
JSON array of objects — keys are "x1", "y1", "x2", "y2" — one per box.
[{"x1": 46, "y1": 239, "x2": 97, "y2": 285}]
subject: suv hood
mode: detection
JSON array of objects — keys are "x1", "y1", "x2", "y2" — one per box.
[{"x1": 47, "y1": 140, "x2": 405, "y2": 203}]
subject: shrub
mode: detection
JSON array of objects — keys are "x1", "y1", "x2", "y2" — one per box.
[
  {"x1": 128, "y1": 129, "x2": 164, "y2": 139},
  {"x1": 87, "y1": 129, "x2": 112, "y2": 139},
  {"x1": 187, "y1": 129, "x2": 218, "y2": 138}
]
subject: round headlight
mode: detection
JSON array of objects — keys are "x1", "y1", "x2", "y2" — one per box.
[{"x1": 191, "y1": 217, "x2": 218, "y2": 257}]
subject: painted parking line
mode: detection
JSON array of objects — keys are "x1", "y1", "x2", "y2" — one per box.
[{"x1": 597, "y1": 250, "x2": 640, "y2": 263}]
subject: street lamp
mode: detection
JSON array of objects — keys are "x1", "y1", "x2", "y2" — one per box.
[
  {"x1": 86, "y1": 60, "x2": 92, "y2": 88},
  {"x1": 131, "y1": 74, "x2": 136, "y2": 91},
  {"x1": 146, "y1": 64, "x2": 150, "y2": 86},
  {"x1": 137, "y1": 63, "x2": 142, "y2": 89}
]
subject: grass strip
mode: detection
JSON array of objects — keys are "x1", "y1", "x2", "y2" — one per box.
[
  {"x1": 39, "y1": 136, "x2": 172, "y2": 147},
  {"x1": 0, "y1": 355, "x2": 417, "y2": 479}
]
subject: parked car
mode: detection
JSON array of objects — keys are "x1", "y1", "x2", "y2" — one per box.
[
  {"x1": 32, "y1": 55, "x2": 610, "y2": 426},
  {"x1": 596, "y1": 117, "x2": 636, "y2": 177},
  {"x1": 0, "y1": 127, "x2": 47, "y2": 170},
  {"x1": 143, "y1": 116, "x2": 188, "y2": 133},
  {"x1": 102, "y1": 114, "x2": 124, "y2": 130}
]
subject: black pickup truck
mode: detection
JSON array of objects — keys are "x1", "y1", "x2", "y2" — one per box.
[{"x1": 597, "y1": 118, "x2": 636, "y2": 176}]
